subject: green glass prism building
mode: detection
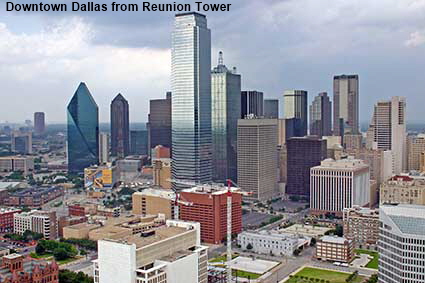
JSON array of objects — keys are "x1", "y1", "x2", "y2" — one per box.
[{"x1": 67, "y1": 82, "x2": 99, "y2": 173}]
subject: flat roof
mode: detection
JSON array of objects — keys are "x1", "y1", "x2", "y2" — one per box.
[
  {"x1": 175, "y1": 12, "x2": 206, "y2": 18},
  {"x1": 321, "y1": 235, "x2": 349, "y2": 244}
]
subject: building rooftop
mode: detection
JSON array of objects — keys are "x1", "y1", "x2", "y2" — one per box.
[
  {"x1": 315, "y1": 157, "x2": 369, "y2": 170},
  {"x1": 381, "y1": 204, "x2": 425, "y2": 236},
  {"x1": 182, "y1": 185, "x2": 240, "y2": 195},
  {"x1": 0, "y1": 182, "x2": 24, "y2": 190},
  {"x1": 320, "y1": 235, "x2": 349, "y2": 244}
]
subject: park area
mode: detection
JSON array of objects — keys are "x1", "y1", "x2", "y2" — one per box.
[
  {"x1": 355, "y1": 249, "x2": 379, "y2": 269},
  {"x1": 285, "y1": 267, "x2": 365, "y2": 283}
]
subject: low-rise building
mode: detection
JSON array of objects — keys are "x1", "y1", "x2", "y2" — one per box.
[
  {"x1": 13, "y1": 210, "x2": 58, "y2": 240},
  {"x1": 132, "y1": 189, "x2": 174, "y2": 219},
  {"x1": 0, "y1": 156, "x2": 34, "y2": 175},
  {"x1": 93, "y1": 220, "x2": 208, "y2": 283},
  {"x1": 57, "y1": 215, "x2": 87, "y2": 238},
  {"x1": 96, "y1": 206, "x2": 121, "y2": 218},
  {"x1": 316, "y1": 235, "x2": 354, "y2": 263},
  {"x1": 279, "y1": 224, "x2": 332, "y2": 238},
  {"x1": 5, "y1": 186, "x2": 64, "y2": 208},
  {"x1": 380, "y1": 175, "x2": 425, "y2": 205},
  {"x1": 237, "y1": 230, "x2": 310, "y2": 256},
  {"x1": 342, "y1": 206, "x2": 379, "y2": 247},
  {"x1": 0, "y1": 208, "x2": 21, "y2": 233}
]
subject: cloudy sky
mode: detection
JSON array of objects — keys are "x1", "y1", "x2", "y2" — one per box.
[{"x1": 1, "y1": 0, "x2": 425, "y2": 123}]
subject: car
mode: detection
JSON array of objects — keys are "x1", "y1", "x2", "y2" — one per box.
[
  {"x1": 333, "y1": 262, "x2": 341, "y2": 266},
  {"x1": 341, "y1": 263, "x2": 349, "y2": 267}
]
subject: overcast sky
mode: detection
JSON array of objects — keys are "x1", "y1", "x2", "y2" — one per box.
[{"x1": 1, "y1": 0, "x2": 425, "y2": 123}]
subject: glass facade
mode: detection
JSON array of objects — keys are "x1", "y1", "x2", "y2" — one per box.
[
  {"x1": 264, "y1": 99, "x2": 279, "y2": 119},
  {"x1": 111, "y1": 93, "x2": 130, "y2": 158},
  {"x1": 211, "y1": 55, "x2": 241, "y2": 182},
  {"x1": 309, "y1": 92, "x2": 332, "y2": 137},
  {"x1": 283, "y1": 90, "x2": 308, "y2": 136},
  {"x1": 130, "y1": 130, "x2": 148, "y2": 155},
  {"x1": 148, "y1": 92, "x2": 172, "y2": 152},
  {"x1": 171, "y1": 12, "x2": 212, "y2": 188},
  {"x1": 241, "y1": 91, "x2": 263, "y2": 119},
  {"x1": 67, "y1": 82, "x2": 99, "y2": 173}
]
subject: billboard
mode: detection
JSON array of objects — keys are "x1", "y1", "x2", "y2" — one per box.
[{"x1": 84, "y1": 167, "x2": 115, "y2": 189}]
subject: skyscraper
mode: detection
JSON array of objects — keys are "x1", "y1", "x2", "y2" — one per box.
[
  {"x1": 333, "y1": 74, "x2": 359, "y2": 136},
  {"x1": 67, "y1": 82, "x2": 99, "y2": 173},
  {"x1": 34, "y1": 112, "x2": 45, "y2": 135},
  {"x1": 11, "y1": 131, "x2": 32, "y2": 154},
  {"x1": 148, "y1": 92, "x2": 172, "y2": 152},
  {"x1": 237, "y1": 118, "x2": 278, "y2": 201},
  {"x1": 241, "y1": 91, "x2": 263, "y2": 118},
  {"x1": 264, "y1": 99, "x2": 279, "y2": 119},
  {"x1": 110, "y1": 93, "x2": 130, "y2": 158},
  {"x1": 171, "y1": 12, "x2": 212, "y2": 188},
  {"x1": 283, "y1": 90, "x2": 308, "y2": 136},
  {"x1": 99, "y1": 133, "x2": 110, "y2": 164},
  {"x1": 286, "y1": 136, "x2": 327, "y2": 198},
  {"x1": 211, "y1": 51, "x2": 241, "y2": 182},
  {"x1": 130, "y1": 130, "x2": 148, "y2": 155},
  {"x1": 368, "y1": 97, "x2": 406, "y2": 174},
  {"x1": 309, "y1": 92, "x2": 332, "y2": 137}
]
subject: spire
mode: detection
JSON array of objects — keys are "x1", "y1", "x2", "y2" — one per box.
[{"x1": 218, "y1": 51, "x2": 224, "y2": 65}]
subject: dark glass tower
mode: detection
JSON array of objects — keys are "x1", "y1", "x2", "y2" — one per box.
[
  {"x1": 130, "y1": 130, "x2": 149, "y2": 155},
  {"x1": 111, "y1": 93, "x2": 130, "y2": 158},
  {"x1": 264, "y1": 99, "x2": 279, "y2": 119},
  {"x1": 241, "y1": 91, "x2": 263, "y2": 118},
  {"x1": 148, "y1": 92, "x2": 172, "y2": 152},
  {"x1": 283, "y1": 90, "x2": 308, "y2": 136},
  {"x1": 67, "y1": 82, "x2": 99, "y2": 173},
  {"x1": 309, "y1": 92, "x2": 332, "y2": 137}
]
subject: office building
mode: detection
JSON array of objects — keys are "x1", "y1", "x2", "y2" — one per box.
[
  {"x1": 407, "y1": 134, "x2": 425, "y2": 171},
  {"x1": 153, "y1": 159, "x2": 172, "y2": 189},
  {"x1": 333, "y1": 74, "x2": 359, "y2": 135},
  {"x1": 0, "y1": 156, "x2": 34, "y2": 175},
  {"x1": 380, "y1": 175, "x2": 425, "y2": 205},
  {"x1": 378, "y1": 205, "x2": 425, "y2": 283},
  {"x1": 151, "y1": 145, "x2": 171, "y2": 159},
  {"x1": 67, "y1": 82, "x2": 99, "y2": 173},
  {"x1": 283, "y1": 90, "x2": 308, "y2": 136},
  {"x1": 343, "y1": 133, "x2": 363, "y2": 150},
  {"x1": 342, "y1": 206, "x2": 380, "y2": 247},
  {"x1": 14, "y1": 210, "x2": 58, "y2": 240},
  {"x1": 11, "y1": 131, "x2": 32, "y2": 154},
  {"x1": 179, "y1": 185, "x2": 242, "y2": 244},
  {"x1": 286, "y1": 136, "x2": 327, "y2": 198},
  {"x1": 148, "y1": 92, "x2": 172, "y2": 153},
  {"x1": 368, "y1": 96, "x2": 407, "y2": 174},
  {"x1": 278, "y1": 118, "x2": 304, "y2": 145},
  {"x1": 241, "y1": 91, "x2": 263, "y2": 118},
  {"x1": 132, "y1": 189, "x2": 174, "y2": 219},
  {"x1": 316, "y1": 236, "x2": 354, "y2": 263},
  {"x1": 0, "y1": 208, "x2": 22, "y2": 233},
  {"x1": 0, "y1": 254, "x2": 59, "y2": 283},
  {"x1": 264, "y1": 99, "x2": 279, "y2": 119},
  {"x1": 33, "y1": 112, "x2": 45, "y2": 135},
  {"x1": 171, "y1": 12, "x2": 212, "y2": 189},
  {"x1": 237, "y1": 231, "x2": 310, "y2": 257},
  {"x1": 211, "y1": 51, "x2": 241, "y2": 182},
  {"x1": 130, "y1": 130, "x2": 148, "y2": 155},
  {"x1": 99, "y1": 132, "x2": 110, "y2": 164},
  {"x1": 110, "y1": 93, "x2": 130, "y2": 158},
  {"x1": 310, "y1": 157, "x2": 370, "y2": 216},
  {"x1": 309, "y1": 92, "x2": 332, "y2": 137},
  {"x1": 237, "y1": 118, "x2": 278, "y2": 201},
  {"x1": 93, "y1": 220, "x2": 208, "y2": 283}
]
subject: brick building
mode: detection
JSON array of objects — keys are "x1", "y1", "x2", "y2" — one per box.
[
  {"x1": 0, "y1": 254, "x2": 59, "y2": 283},
  {"x1": 5, "y1": 187, "x2": 64, "y2": 208},
  {"x1": 0, "y1": 208, "x2": 21, "y2": 233},
  {"x1": 316, "y1": 236, "x2": 354, "y2": 263},
  {"x1": 179, "y1": 185, "x2": 242, "y2": 244},
  {"x1": 342, "y1": 206, "x2": 380, "y2": 247}
]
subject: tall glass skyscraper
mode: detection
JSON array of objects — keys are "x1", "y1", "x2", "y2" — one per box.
[
  {"x1": 241, "y1": 91, "x2": 263, "y2": 118},
  {"x1": 171, "y1": 12, "x2": 212, "y2": 188},
  {"x1": 148, "y1": 92, "x2": 172, "y2": 152},
  {"x1": 211, "y1": 51, "x2": 241, "y2": 183},
  {"x1": 283, "y1": 90, "x2": 308, "y2": 136},
  {"x1": 309, "y1": 92, "x2": 332, "y2": 137},
  {"x1": 111, "y1": 93, "x2": 130, "y2": 158},
  {"x1": 67, "y1": 82, "x2": 99, "y2": 173},
  {"x1": 333, "y1": 74, "x2": 359, "y2": 135}
]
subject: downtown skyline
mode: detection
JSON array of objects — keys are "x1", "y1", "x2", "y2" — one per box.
[{"x1": 1, "y1": 0, "x2": 425, "y2": 123}]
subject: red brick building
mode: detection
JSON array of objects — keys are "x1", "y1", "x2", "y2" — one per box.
[
  {"x1": 68, "y1": 204, "x2": 86, "y2": 217},
  {"x1": 179, "y1": 185, "x2": 242, "y2": 244},
  {"x1": 0, "y1": 208, "x2": 21, "y2": 233},
  {"x1": 0, "y1": 254, "x2": 59, "y2": 283}
]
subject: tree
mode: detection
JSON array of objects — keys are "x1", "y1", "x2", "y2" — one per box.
[
  {"x1": 35, "y1": 244, "x2": 45, "y2": 255},
  {"x1": 310, "y1": 238, "x2": 317, "y2": 246},
  {"x1": 53, "y1": 247, "x2": 69, "y2": 261},
  {"x1": 59, "y1": 270, "x2": 94, "y2": 283}
]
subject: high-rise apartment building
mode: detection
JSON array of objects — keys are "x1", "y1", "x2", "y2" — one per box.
[
  {"x1": 99, "y1": 133, "x2": 109, "y2": 164},
  {"x1": 380, "y1": 175, "x2": 425, "y2": 205},
  {"x1": 171, "y1": 12, "x2": 212, "y2": 189},
  {"x1": 264, "y1": 99, "x2": 279, "y2": 119},
  {"x1": 333, "y1": 74, "x2": 359, "y2": 135},
  {"x1": 179, "y1": 185, "x2": 242, "y2": 244},
  {"x1": 283, "y1": 90, "x2": 308, "y2": 136},
  {"x1": 309, "y1": 92, "x2": 332, "y2": 138},
  {"x1": 407, "y1": 134, "x2": 425, "y2": 171},
  {"x1": 237, "y1": 118, "x2": 278, "y2": 201},
  {"x1": 286, "y1": 136, "x2": 327, "y2": 198},
  {"x1": 241, "y1": 90, "x2": 263, "y2": 119},
  {"x1": 67, "y1": 82, "x2": 99, "y2": 173},
  {"x1": 14, "y1": 210, "x2": 58, "y2": 240},
  {"x1": 343, "y1": 206, "x2": 380, "y2": 247},
  {"x1": 93, "y1": 220, "x2": 208, "y2": 283},
  {"x1": 130, "y1": 130, "x2": 148, "y2": 155},
  {"x1": 310, "y1": 157, "x2": 370, "y2": 216},
  {"x1": 33, "y1": 112, "x2": 45, "y2": 135},
  {"x1": 378, "y1": 205, "x2": 425, "y2": 283},
  {"x1": 211, "y1": 51, "x2": 241, "y2": 182},
  {"x1": 110, "y1": 93, "x2": 130, "y2": 158},
  {"x1": 148, "y1": 92, "x2": 172, "y2": 152},
  {"x1": 368, "y1": 96, "x2": 406, "y2": 174},
  {"x1": 11, "y1": 131, "x2": 32, "y2": 154}
]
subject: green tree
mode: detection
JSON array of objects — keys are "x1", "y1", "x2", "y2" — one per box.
[
  {"x1": 53, "y1": 247, "x2": 69, "y2": 261},
  {"x1": 59, "y1": 270, "x2": 94, "y2": 283}
]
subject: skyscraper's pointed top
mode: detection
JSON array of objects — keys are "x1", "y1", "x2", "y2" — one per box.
[{"x1": 112, "y1": 93, "x2": 127, "y2": 102}]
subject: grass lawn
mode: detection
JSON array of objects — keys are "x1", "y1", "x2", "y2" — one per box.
[
  {"x1": 285, "y1": 267, "x2": 364, "y2": 283},
  {"x1": 233, "y1": 269, "x2": 261, "y2": 279},
  {"x1": 356, "y1": 249, "x2": 379, "y2": 269},
  {"x1": 30, "y1": 252, "x2": 53, "y2": 259},
  {"x1": 57, "y1": 257, "x2": 79, "y2": 265},
  {"x1": 29, "y1": 252, "x2": 79, "y2": 265},
  {"x1": 209, "y1": 254, "x2": 238, "y2": 263}
]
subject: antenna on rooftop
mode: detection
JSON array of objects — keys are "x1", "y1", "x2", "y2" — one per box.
[{"x1": 218, "y1": 51, "x2": 224, "y2": 65}]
